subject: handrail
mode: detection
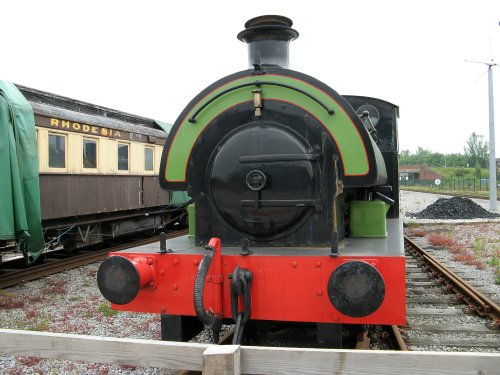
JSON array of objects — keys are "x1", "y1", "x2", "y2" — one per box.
[{"x1": 188, "y1": 81, "x2": 335, "y2": 123}]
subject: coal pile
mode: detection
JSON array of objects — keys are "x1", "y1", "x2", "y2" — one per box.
[{"x1": 410, "y1": 196, "x2": 499, "y2": 220}]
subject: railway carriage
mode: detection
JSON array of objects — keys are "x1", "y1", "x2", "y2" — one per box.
[
  {"x1": 97, "y1": 15, "x2": 406, "y2": 347},
  {"x1": 0, "y1": 82, "x2": 187, "y2": 263}
]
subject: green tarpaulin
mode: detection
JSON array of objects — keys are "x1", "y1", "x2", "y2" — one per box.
[
  {"x1": 170, "y1": 191, "x2": 191, "y2": 206},
  {"x1": 154, "y1": 120, "x2": 173, "y2": 134},
  {"x1": 0, "y1": 80, "x2": 45, "y2": 263}
]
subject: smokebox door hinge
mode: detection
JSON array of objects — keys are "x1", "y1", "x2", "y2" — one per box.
[{"x1": 252, "y1": 89, "x2": 262, "y2": 117}]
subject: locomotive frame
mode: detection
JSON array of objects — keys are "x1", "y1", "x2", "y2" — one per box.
[{"x1": 97, "y1": 15, "x2": 405, "y2": 347}]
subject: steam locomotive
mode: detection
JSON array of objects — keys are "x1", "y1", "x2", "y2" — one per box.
[{"x1": 97, "y1": 15, "x2": 405, "y2": 347}]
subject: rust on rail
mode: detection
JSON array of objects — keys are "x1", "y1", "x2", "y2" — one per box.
[{"x1": 0, "y1": 229, "x2": 188, "y2": 289}]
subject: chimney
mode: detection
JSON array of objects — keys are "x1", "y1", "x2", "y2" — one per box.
[{"x1": 237, "y1": 15, "x2": 299, "y2": 69}]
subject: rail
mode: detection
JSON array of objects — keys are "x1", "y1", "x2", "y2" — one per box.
[
  {"x1": 405, "y1": 236, "x2": 500, "y2": 327},
  {"x1": 0, "y1": 229, "x2": 188, "y2": 289},
  {"x1": 389, "y1": 325, "x2": 408, "y2": 351},
  {"x1": 0, "y1": 329, "x2": 498, "y2": 374}
]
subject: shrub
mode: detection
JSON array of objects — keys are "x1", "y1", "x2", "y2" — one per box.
[
  {"x1": 16, "y1": 356, "x2": 42, "y2": 367},
  {"x1": 24, "y1": 308, "x2": 39, "y2": 319},
  {"x1": 87, "y1": 269, "x2": 98, "y2": 278},
  {"x1": 0, "y1": 290, "x2": 25, "y2": 309},
  {"x1": 410, "y1": 229, "x2": 426, "y2": 237},
  {"x1": 447, "y1": 244, "x2": 465, "y2": 254},
  {"x1": 47, "y1": 279, "x2": 67, "y2": 294},
  {"x1": 26, "y1": 295, "x2": 44, "y2": 304},
  {"x1": 427, "y1": 233, "x2": 455, "y2": 247},
  {"x1": 453, "y1": 252, "x2": 474, "y2": 263}
]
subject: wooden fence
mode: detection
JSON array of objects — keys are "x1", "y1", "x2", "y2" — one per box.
[{"x1": 0, "y1": 329, "x2": 499, "y2": 374}]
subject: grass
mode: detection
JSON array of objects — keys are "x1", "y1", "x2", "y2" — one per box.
[
  {"x1": 433, "y1": 167, "x2": 489, "y2": 179},
  {"x1": 15, "y1": 320, "x2": 26, "y2": 329},
  {"x1": 33, "y1": 316, "x2": 50, "y2": 331},
  {"x1": 488, "y1": 253, "x2": 499, "y2": 267},
  {"x1": 98, "y1": 302, "x2": 118, "y2": 317},
  {"x1": 472, "y1": 239, "x2": 487, "y2": 256},
  {"x1": 489, "y1": 253, "x2": 500, "y2": 285},
  {"x1": 19, "y1": 308, "x2": 51, "y2": 331},
  {"x1": 404, "y1": 222, "x2": 421, "y2": 229},
  {"x1": 0, "y1": 290, "x2": 25, "y2": 309},
  {"x1": 22, "y1": 311, "x2": 50, "y2": 331}
]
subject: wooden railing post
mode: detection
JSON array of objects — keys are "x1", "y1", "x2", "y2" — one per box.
[{"x1": 203, "y1": 345, "x2": 241, "y2": 374}]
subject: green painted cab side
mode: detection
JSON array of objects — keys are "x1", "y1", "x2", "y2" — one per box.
[{"x1": 187, "y1": 204, "x2": 195, "y2": 240}]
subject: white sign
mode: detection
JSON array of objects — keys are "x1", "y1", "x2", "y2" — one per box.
[{"x1": 435, "y1": 179, "x2": 441, "y2": 186}]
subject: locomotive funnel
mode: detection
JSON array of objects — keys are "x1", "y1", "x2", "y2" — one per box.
[{"x1": 237, "y1": 15, "x2": 299, "y2": 69}]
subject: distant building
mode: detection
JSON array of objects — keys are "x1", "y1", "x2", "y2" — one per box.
[{"x1": 399, "y1": 165, "x2": 443, "y2": 181}]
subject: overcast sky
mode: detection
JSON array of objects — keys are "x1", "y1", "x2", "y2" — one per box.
[{"x1": 2, "y1": 0, "x2": 500, "y2": 154}]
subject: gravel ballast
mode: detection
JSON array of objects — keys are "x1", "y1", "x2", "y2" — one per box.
[
  {"x1": 403, "y1": 231, "x2": 500, "y2": 353},
  {"x1": 0, "y1": 191, "x2": 499, "y2": 372},
  {"x1": 0, "y1": 264, "x2": 175, "y2": 374}
]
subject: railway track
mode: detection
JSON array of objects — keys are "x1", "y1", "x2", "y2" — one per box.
[
  {"x1": 8, "y1": 227, "x2": 494, "y2": 353},
  {"x1": 391, "y1": 236, "x2": 500, "y2": 351},
  {"x1": 0, "y1": 229, "x2": 188, "y2": 289}
]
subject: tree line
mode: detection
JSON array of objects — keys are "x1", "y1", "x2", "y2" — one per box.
[{"x1": 400, "y1": 133, "x2": 489, "y2": 169}]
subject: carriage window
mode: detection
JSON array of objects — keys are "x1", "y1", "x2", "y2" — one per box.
[
  {"x1": 117, "y1": 143, "x2": 129, "y2": 171},
  {"x1": 83, "y1": 139, "x2": 97, "y2": 169},
  {"x1": 48, "y1": 133, "x2": 66, "y2": 168},
  {"x1": 144, "y1": 147, "x2": 154, "y2": 171}
]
